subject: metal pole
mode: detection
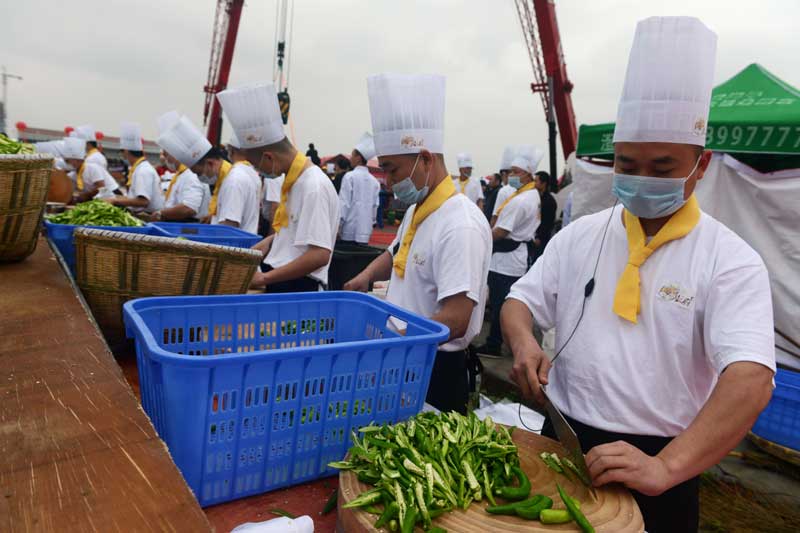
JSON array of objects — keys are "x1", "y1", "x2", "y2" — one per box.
[{"x1": 547, "y1": 76, "x2": 557, "y2": 184}]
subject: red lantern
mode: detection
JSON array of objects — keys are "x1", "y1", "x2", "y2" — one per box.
[
  {"x1": 15, "y1": 121, "x2": 27, "y2": 131},
  {"x1": 95, "y1": 131, "x2": 105, "y2": 141},
  {"x1": 64, "y1": 126, "x2": 74, "y2": 135}
]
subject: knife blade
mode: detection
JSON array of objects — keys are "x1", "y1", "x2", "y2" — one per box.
[{"x1": 540, "y1": 384, "x2": 597, "y2": 499}]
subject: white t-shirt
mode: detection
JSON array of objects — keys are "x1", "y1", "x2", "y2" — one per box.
[
  {"x1": 453, "y1": 176, "x2": 484, "y2": 205},
  {"x1": 127, "y1": 159, "x2": 164, "y2": 211},
  {"x1": 212, "y1": 162, "x2": 261, "y2": 234},
  {"x1": 490, "y1": 188, "x2": 541, "y2": 277},
  {"x1": 507, "y1": 204, "x2": 776, "y2": 436},
  {"x1": 85, "y1": 148, "x2": 108, "y2": 169},
  {"x1": 264, "y1": 165, "x2": 339, "y2": 284},
  {"x1": 164, "y1": 168, "x2": 207, "y2": 217},
  {"x1": 265, "y1": 175, "x2": 286, "y2": 204},
  {"x1": 78, "y1": 162, "x2": 119, "y2": 193},
  {"x1": 492, "y1": 184, "x2": 516, "y2": 216},
  {"x1": 386, "y1": 194, "x2": 492, "y2": 351},
  {"x1": 339, "y1": 166, "x2": 380, "y2": 244}
]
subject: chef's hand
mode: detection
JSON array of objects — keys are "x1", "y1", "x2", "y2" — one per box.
[
  {"x1": 343, "y1": 271, "x2": 370, "y2": 293},
  {"x1": 508, "y1": 333, "x2": 551, "y2": 406},
  {"x1": 249, "y1": 271, "x2": 267, "y2": 290},
  {"x1": 102, "y1": 197, "x2": 117, "y2": 205},
  {"x1": 586, "y1": 441, "x2": 673, "y2": 496}
]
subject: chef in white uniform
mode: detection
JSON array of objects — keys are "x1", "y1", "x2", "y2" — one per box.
[
  {"x1": 72, "y1": 124, "x2": 108, "y2": 169},
  {"x1": 492, "y1": 145, "x2": 518, "y2": 225},
  {"x1": 217, "y1": 82, "x2": 339, "y2": 292},
  {"x1": 338, "y1": 132, "x2": 380, "y2": 245},
  {"x1": 35, "y1": 140, "x2": 70, "y2": 171},
  {"x1": 476, "y1": 145, "x2": 542, "y2": 358},
  {"x1": 452, "y1": 152, "x2": 483, "y2": 208},
  {"x1": 209, "y1": 133, "x2": 261, "y2": 235},
  {"x1": 107, "y1": 122, "x2": 163, "y2": 212},
  {"x1": 145, "y1": 115, "x2": 210, "y2": 222},
  {"x1": 61, "y1": 137, "x2": 120, "y2": 203},
  {"x1": 501, "y1": 17, "x2": 775, "y2": 533},
  {"x1": 344, "y1": 73, "x2": 491, "y2": 414}
]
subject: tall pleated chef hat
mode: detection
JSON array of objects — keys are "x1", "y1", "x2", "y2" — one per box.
[
  {"x1": 61, "y1": 136, "x2": 87, "y2": 159},
  {"x1": 367, "y1": 73, "x2": 446, "y2": 157},
  {"x1": 157, "y1": 116, "x2": 213, "y2": 167},
  {"x1": 457, "y1": 152, "x2": 473, "y2": 168},
  {"x1": 500, "y1": 145, "x2": 517, "y2": 171},
  {"x1": 614, "y1": 16, "x2": 717, "y2": 146},
  {"x1": 216, "y1": 82, "x2": 285, "y2": 149},
  {"x1": 510, "y1": 145, "x2": 545, "y2": 175},
  {"x1": 157, "y1": 110, "x2": 180, "y2": 136},
  {"x1": 119, "y1": 122, "x2": 143, "y2": 151},
  {"x1": 72, "y1": 124, "x2": 96, "y2": 142},
  {"x1": 354, "y1": 132, "x2": 376, "y2": 162},
  {"x1": 35, "y1": 141, "x2": 62, "y2": 158},
  {"x1": 227, "y1": 130, "x2": 242, "y2": 150}
]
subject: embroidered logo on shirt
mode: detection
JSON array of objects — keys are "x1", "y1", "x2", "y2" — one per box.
[
  {"x1": 411, "y1": 252, "x2": 426, "y2": 267},
  {"x1": 657, "y1": 283, "x2": 695, "y2": 309}
]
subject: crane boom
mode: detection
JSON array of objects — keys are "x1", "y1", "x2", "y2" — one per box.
[
  {"x1": 514, "y1": 0, "x2": 578, "y2": 174},
  {"x1": 203, "y1": 0, "x2": 245, "y2": 146}
]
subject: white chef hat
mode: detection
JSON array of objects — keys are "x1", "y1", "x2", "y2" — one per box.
[
  {"x1": 157, "y1": 110, "x2": 180, "y2": 135},
  {"x1": 157, "y1": 116, "x2": 213, "y2": 167},
  {"x1": 500, "y1": 146, "x2": 517, "y2": 171},
  {"x1": 457, "y1": 152, "x2": 473, "y2": 168},
  {"x1": 354, "y1": 132, "x2": 376, "y2": 162},
  {"x1": 35, "y1": 141, "x2": 60, "y2": 157},
  {"x1": 367, "y1": 73, "x2": 446, "y2": 157},
  {"x1": 72, "y1": 124, "x2": 96, "y2": 141},
  {"x1": 510, "y1": 145, "x2": 544, "y2": 175},
  {"x1": 216, "y1": 82, "x2": 285, "y2": 149},
  {"x1": 62, "y1": 137, "x2": 87, "y2": 159},
  {"x1": 120, "y1": 122, "x2": 143, "y2": 151},
  {"x1": 614, "y1": 16, "x2": 717, "y2": 146}
]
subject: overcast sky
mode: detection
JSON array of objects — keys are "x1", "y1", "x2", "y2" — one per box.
[{"x1": 3, "y1": 0, "x2": 799, "y2": 176}]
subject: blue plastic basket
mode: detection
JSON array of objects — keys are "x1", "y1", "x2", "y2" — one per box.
[
  {"x1": 123, "y1": 291, "x2": 448, "y2": 506},
  {"x1": 44, "y1": 219, "x2": 167, "y2": 274},
  {"x1": 153, "y1": 222, "x2": 261, "y2": 249},
  {"x1": 752, "y1": 369, "x2": 800, "y2": 451}
]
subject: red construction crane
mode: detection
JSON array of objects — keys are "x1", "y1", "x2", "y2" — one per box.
[
  {"x1": 203, "y1": 0, "x2": 245, "y2": 145},
  {"x1": 514, "y1": 0, "x2": 577, "y2": 179}
]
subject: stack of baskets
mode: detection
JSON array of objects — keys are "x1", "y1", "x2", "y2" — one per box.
[
  {"x1": 74, "y1": 228, "x2": 262, "y2": 341},
  {"x1": 0, "y1": 154, "x2": 53, "y2": 262}
]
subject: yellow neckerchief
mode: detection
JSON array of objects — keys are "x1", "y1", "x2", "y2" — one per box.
[
  {"x1": 494, "y1": 180, "x2": 537, "y2": 218},
  {"x1": 208, "y1": 160, "x2": 232, "y2": 216},
  {"x1": 76, "y1": 161, "x2": 86, "y2": 190},
  {"x1": 458, "y1": 175, "x2": 469, "y2": 194},
  {"x1": 613, "y1": 195, "x2": 701, "y2": 324},
  {"x1": 392, "y1": 176, "x2": 456, "y2": 278},
  {"x1": 272, "y1": 151, "x2": 307, "y2": 233},
  {"x1": 126, "y1": 156, "x2": 146, "y2": 187},
  {"x1": 164, "y1": 164, "x2": 187, "y2": 202},
  {"x1": 86, "y1": 147, "x2": 99, "y2": 161}
]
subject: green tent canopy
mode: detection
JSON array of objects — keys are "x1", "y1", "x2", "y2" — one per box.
[{"x1": 576, "y1": 64, "x2": 800, "y2": 171}]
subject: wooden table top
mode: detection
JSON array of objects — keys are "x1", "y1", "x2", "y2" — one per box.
[{"x1": 0, "y1": 238, "x2": 211, "y2": 532}]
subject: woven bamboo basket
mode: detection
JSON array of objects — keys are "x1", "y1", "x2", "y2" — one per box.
[
  {"x1": 74, "y1": 228, "x2": 262, "y2": 342},
  {"x1": 0, "y1": 154, "x2": 53, "y2": 262}
]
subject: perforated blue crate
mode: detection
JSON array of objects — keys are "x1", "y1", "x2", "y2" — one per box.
[
  {"x1": 44, "y1": 220, "x2": 168, "y2": 274},
  {"x1": 752, "y1": 369, "x2": 800, "y2": 452},
  {"x1": 123, "y1": 291, "x2": 448, "y2": 506},
  {"x1": 152, "y1": 222, "x2": 261, "y2": 249}
]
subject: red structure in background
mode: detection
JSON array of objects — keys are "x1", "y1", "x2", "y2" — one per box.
[
  {"x1": 514, "y1": 0, "x2": 578, "y2": 175},
  {"x1": 203, "y1": 0, "x2": 245, "y2": 146}
]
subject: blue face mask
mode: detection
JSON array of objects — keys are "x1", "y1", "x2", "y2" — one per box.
[
  {"x1": 611, "y1": 157, "x2": 701, "y2": 219},
  {"x1": 392, "y1": 154, "x2": 429, "y2": 204},
  {"x1": 508, "y1": 175, "x2": 522, "y2": 189}
]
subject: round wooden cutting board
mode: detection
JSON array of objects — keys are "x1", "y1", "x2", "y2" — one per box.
[{"x1": 338, "y1": 428, "x2": 644, "y2": 532}]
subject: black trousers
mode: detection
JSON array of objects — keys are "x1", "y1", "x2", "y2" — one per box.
[
  {"x1": 261, "y1": 265, "x2": 323, "y2": 294},
  {"x1": 541, "y1": 414, "x2": 700, "y2": 533},
  {"x1": 425, "y1": 349, "x2": 481, "y2": 415},
  {"x1": 486, "y1": 270, "x2": 520, "y2": 348}
]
